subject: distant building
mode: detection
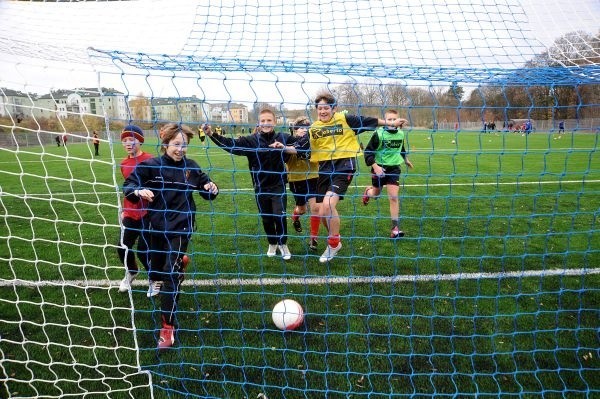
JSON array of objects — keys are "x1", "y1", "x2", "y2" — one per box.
[
  {"x1": 1, "y1": 87, "x2": 249, "y2": 127},
  {"x1": 228, "y1": 105, "x2": 249, "y2": 124},
  {"x1": 36, "y1": 90, "x2": 90, "y2": 119},
  {"x1": 148, "y1": 96, "x2": 210, "y2": 124},
  {"x1": 100, "y1": 88, "x2": 129, "y2": 120},
  {"x1": 0, "y1": 88, "x2": 33, "y2": 120},
  {"x1": 130, "y1": 97, "x2": 249, "y2": 126},
  {"x1": 33, "y1": 87, "x2": 128, "y2": 121},
  {"x1": 209, "y1": 103, "x2": 249, "y2": 124}
]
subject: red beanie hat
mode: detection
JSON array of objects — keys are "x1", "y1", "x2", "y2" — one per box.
[{"x1": 121, "y1": 124, "x2": 144, "y2": 143}]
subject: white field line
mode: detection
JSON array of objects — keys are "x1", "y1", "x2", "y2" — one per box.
[{"x1": 4, "y1": 267, "x2": 599, "y2": 289}]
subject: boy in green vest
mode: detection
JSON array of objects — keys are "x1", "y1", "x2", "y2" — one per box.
[{"x1": 362, "y1": 109, "x2": 412, "y2": 238}]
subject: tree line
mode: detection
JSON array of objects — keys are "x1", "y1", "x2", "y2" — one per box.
[
  {"x1": 326, "y1": 30, "x2": 599, "y2": 127},
  {"x1": 6, "y1": 30, "x2": 598, "y2": 133}
]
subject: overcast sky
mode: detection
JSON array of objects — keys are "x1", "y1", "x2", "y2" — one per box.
[{"x1": 0, "y1": 0, "x2": 598, "y2": 107}]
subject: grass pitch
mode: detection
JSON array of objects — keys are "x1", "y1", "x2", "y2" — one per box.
[{"x1": 0, "y1": 129, "x2": 599, "y2": 398}]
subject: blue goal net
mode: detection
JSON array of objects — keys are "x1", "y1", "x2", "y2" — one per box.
[{"x1": 0, "y1": 1, "x2": 598, "y2": 398}]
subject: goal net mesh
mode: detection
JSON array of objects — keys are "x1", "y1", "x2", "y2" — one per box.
[{"x1": 0, "y1": 1, "x2": 598, "y2": 398}]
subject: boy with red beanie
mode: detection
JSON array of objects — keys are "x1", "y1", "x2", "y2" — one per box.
[{"x1": 117, "y1": 124, "x2": 154, "y2": 293}]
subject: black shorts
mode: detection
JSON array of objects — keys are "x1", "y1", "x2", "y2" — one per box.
[
  {"x1": 315, "y1": 170, "x2": 355, "y2": 203},
  {"x1": 289, "y1": 177, "x2": 318, "y2": 206},
  {"x1": 371, "y1": 165, "x2": 401, "y2": 188}
]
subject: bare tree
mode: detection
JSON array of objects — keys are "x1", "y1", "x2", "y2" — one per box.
[
  {"x1": 128, "y1": 93, "x2": 150, "y2": 122},
  {"x1": 383, "y1": 83, "x2": 410, "y2": 109},
  {"x1": 548, "y1": 31, "x2": 600, "y2": 67}
]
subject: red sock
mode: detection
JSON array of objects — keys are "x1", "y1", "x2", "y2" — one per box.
[
  {"x1": 162, "y1": 315, "x2": 173, "y2": 328},
  {"x1": 310, "y1": 215, "x2": 321, "y2": 238},
  {"x1": 292, "y1": 211, "x2": 300, "y2": 222},
  {"x1": 328, "y1": 234, "x2": 341, "y2": 248}
]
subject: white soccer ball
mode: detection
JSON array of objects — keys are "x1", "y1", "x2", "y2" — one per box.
[{"x1": 272, "y1": 299, "x2": 304, "y2": 331}]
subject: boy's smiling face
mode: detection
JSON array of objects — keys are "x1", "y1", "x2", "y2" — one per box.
[
  {"x1": 165, "y1": 131, "x2": 188, "y2": 161},
  {"x1": 258, "y1": 112, "x2": 275, "y2": 134},
  {"x1": 385, "y1": 113, "x2": 398, "y2": 127},
  {"x1": 316, "y1": 101, "x2": 335, "y2": 123}
]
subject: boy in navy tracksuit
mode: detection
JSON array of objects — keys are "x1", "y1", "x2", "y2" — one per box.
[
  {"x1": 202, "y1": 108, "x2": 299, "y2": 260},
  {"x1": 123, "y1": 123, "x2": 219, "y2": 349}
]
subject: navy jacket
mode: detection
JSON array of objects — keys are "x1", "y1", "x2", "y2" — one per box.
[
  {"x1": 123, "y1": 154, "x2": 217, "y2": 235},
  {"x1": 209, "y1": 131, "x2": 295, "y2": 194}
]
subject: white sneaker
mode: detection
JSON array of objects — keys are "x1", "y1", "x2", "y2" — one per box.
[
  {"x1": 319, "y1": 243, "x2": 342, "y2": 263},
  {"x1": 267, "y1": 244, "x2": 278, "y2": 257},
  {"x1": 118, "y1": 272, "x2": 137, "y2": 293},
  {"x1": 278, "y1": 244, "x2": 291, "y2": 260},
  {"x1": 147, "y1": 280, "x2": 162, "y2": 297}
]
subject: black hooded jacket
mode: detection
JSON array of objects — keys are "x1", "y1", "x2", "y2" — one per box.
[{"x1": 209, "y1": 131, "x2": 295, "y2": 194}]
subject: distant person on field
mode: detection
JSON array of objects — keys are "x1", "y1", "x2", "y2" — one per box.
[
  {"x1": 203, "y1": 109, "x2": 297, "y2": 260},
  {"x1": 281, "y1": 116, "x2": 321, "y2": 251},
  {"x1": 308, "y1": 92, "x2": 407, "y2": 263},
  {"x1": 62, "y1": 134, "x2": 68, "y2": 146},
  {"x1": 55, "y1": 135, "x2": 61, "y2": 147},
  {"x1": 117, "y1": 125, "x2": 154, "y2": 294},
  {"x1": 92, "y1": 131, "x2": 100, "y2": 156},
  {"x1": 362, "y1": 109, "x2": 413, "y2": 238},
  {"x1": 197, "y1": 125, "x2": 206, "y2": 143},
  {"x1": 123, "y1": 123, "x2": 219, "y2": 349},
  {"x1": 558, "y1": 120, "x2": 565, "y2": 134},
  {"x1": 524, "y1": 120, "x2": 532, "y2": 135}
]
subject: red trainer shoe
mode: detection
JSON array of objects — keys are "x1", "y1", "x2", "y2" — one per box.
[
  {"x1": 362, "y1": 187, "x2": 371, "y2": 206},
  {"x1": 158, "y1": 323, "x2": 175, "y2": 349}
]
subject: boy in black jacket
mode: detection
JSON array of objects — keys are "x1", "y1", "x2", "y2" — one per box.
[
  {"x1": 123, "y1": 123, "x2": 219, "y2": 349},
  {"x1": 203, "y1": 109, "x2": 298, "y2": 260}
]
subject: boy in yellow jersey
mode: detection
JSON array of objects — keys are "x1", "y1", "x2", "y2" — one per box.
[
  {"x1": 197, "y1": 124, "x2": 206, "y2": 144},
  {"x1": 309, "y1": 93, "x2": 407, "y2": 263},
  {"x1": 363, "y1": 109, "x2": 413, "y2": 238},
  {"x1": 283, "y1": 116, "x2": 321, "y2": 251}
]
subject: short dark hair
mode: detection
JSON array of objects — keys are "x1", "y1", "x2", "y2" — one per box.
[
  {"x1": 289, "y1": 116, "x2": 311, "y2": 134},
  {"x1": 314, "y1": 92, "x2": 336, "y2": 108}
]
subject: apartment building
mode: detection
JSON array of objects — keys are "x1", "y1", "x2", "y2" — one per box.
[
  {"x1": 149, "y1": 96, "x2": 211, "y2": 124},
  {"x1": 0, "y1": 87, "x2": 129, "y2": 121},
  {"x1": 1, "y1": 87, "x2": 248, "y2": 126},
  {"x1": 0, "y1": 88, "x2": 35, "y2": 120},
  {"x1": 209, "y1": 103, "x2": 249, "y2": 124},
  {"x1": 34, "y1": 88, "x2": 128, "y2": 121}
]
